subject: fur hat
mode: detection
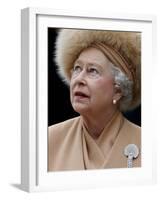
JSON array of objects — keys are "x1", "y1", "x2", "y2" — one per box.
[{"x1": 54, "y1": 29, "x2": 141, "y2": 111}]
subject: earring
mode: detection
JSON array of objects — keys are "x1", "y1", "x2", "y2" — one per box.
[{"x1": 113, "y1": 99, "x2": 117, "y2": 104}]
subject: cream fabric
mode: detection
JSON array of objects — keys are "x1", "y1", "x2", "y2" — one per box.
[{"x1": 48, "y1": 112, "x2": 141, "y2": 171}]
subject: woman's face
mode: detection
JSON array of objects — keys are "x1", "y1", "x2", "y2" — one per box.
[{"x1": 70, "y1": 47, "x2": 117, "y2": 117}]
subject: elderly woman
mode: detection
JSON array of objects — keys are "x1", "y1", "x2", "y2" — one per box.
[{"x1": 48, "y1": 29, "x2": 141, "y2": 171}]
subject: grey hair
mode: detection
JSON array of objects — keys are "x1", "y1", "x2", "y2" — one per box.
[{"x1": 110, "y1": 65, "x2": 133, "y2": 111}]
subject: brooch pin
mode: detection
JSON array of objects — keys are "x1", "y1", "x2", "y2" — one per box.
[{"x1": 124, "y1": 144, "x2": 139, "y2": 168}]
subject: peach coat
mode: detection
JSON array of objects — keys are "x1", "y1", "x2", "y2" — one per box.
[{"x1": 48, "y1": 112, "x2": 141, "y2": 171}]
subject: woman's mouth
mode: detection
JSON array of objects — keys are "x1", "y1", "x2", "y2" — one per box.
[{"x1": 74, "y1": 91, "x2": 90, "y2": 100}]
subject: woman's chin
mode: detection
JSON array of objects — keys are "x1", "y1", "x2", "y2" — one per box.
[{"x1": 72, "y1": 103, "x2": 89, "y2": 114}]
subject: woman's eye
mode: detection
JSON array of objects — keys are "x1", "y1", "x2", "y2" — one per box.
[
  {"x1": 71, "y1": 65, "x2": 82, "y2": 77},
  {"x1": 89, "y1": 68, "x2": 99, "y2": 74},
  {"x1": 73, "y1": 65, "x2": 81, "y2": 72}
]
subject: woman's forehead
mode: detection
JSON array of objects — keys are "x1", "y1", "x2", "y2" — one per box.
[{"x1": 76, "y1": 47, "x2": 113, "y2": 67}]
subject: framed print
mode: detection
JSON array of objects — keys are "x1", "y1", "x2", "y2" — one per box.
[{"x1": 21, "y1": 7, "x2": 156, "y2": 192}]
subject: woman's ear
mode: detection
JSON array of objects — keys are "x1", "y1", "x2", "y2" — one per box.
[{"x1": 113, "y1": 84, "x2": 122, "y2": 102}]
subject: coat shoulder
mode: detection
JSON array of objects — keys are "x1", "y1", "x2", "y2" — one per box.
[
  {"x1": 122, "y1": 117, "x2": 141, "y2": 147},
  {"x1": 124, "y1": 118, "x2": 141, "y2": 133},
  {"x1": 48, "y1": 116, "x2": 81, "y2": 141},
  {"x1": 48, "y1": 116, "x2": 81, "y2": 171}
]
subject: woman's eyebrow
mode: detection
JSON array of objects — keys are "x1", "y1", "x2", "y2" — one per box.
[
  {"x1": 87, "y1": 63, "x2": 102, "y2": 68},
  {"x1": 74, "y1": 59, "x2": 102, "y2": 68}
]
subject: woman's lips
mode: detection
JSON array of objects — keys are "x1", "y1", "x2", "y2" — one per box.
[
  {"x1": 74, "y1": 91, "x2": 90, "y2": 100},
  {"x1": 74, "y1": 91, "x2": 89, "y2": 97}
]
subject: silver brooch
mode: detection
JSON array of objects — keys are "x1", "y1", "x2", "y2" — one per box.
[{"x1": 124, "y1": 144, "x2": 139, "y2": 168}]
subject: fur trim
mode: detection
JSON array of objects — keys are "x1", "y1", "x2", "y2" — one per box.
[{"x1": 55, "y1": 29, "x2": 141, "y2": 111}]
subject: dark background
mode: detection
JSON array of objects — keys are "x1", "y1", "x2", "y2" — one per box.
[{"x1": 48, "y1": 28, "x2": 141, "y2": 127}]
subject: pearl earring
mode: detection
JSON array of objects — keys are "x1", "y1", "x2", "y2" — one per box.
[{"x1": 113, "y1": 99, "x2": 117, "y2": 104}]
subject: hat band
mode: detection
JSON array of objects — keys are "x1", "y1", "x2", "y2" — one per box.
[{"x1": 91, "y1": 42, "x2": 136, "y2": 85}]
